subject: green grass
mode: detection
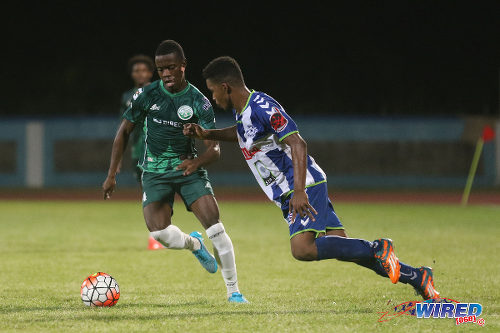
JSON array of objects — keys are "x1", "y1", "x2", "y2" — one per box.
[{"x1": 0, "y1": 199, "x2": 499, "y2": 332}]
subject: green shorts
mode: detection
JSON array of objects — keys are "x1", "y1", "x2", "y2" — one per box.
[{"x1": 141, "y1": 169, "x2": 214, "y2": 211}]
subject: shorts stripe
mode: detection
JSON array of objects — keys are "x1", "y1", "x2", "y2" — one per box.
[{"x1": 289, "y1": 228, "x2": 326, "y2": 239}]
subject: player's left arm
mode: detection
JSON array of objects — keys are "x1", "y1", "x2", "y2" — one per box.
[
  {"x1": 282, "y1": 133, "x2": 318, "y2": 222},
  {"x1": 177, "y1": 98, "x2": 221, "y2": 176}
]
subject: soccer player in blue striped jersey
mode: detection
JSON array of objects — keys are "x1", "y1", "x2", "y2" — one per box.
[{"x1": 183, "y1": 56, "x2": 440, "y2": 300}]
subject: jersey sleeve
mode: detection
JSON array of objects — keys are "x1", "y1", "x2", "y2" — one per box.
[
  {"x1": 119, "y1": 91, "x2": 128, "y2": 116},
  {"x1": 122, "y1": 88, "x2": 147, "y2": 123},
  {"x1": 253, "y1": 103, "x2": 298, "y2": 141},
  {"x1": 197, "y1": 96, "x2": 216, "y2": 130}
]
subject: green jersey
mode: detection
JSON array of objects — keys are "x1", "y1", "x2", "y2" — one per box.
[
  {"x1": 120, "y1": 87, "x2": 136, "y2": 115},
  {"x1": 123, "y1": 80, "x2": 216, "y2": 174},
  {"x1": 120, "y1": 87, "x2": 145, "y2": 160}
]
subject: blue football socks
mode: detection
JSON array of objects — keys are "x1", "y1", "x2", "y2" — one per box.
[
  {"x1": 353, "y1": 259, "x2": 387, "y2": 277},
  {"x1": 398, "y1": 262, "x2": 422, "y2": 287},
  {"x1": 315, "y1": 235, "x2": 374, "y2": 261},
  {"x1": 315, "y1": 235, "x2": 422, "y2": 287},
  {"x1": 353, "y1": 259, "x2": 421, "y2": 287}
]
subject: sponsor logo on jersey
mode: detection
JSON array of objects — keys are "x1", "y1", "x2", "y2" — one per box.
[
  {"x1": 269, "y1": 107, "x2": 288, "y2": 132},
  {"x1": 177, "y1": 105, "x2": 194, "y2": 120},
  {"x1": 241, "y1": 147, "x2": 260, "y2": 160},
  {"x1": 150, "y1": 104, "x2": 160, "y2": 111},
  {"x1": 152, "y1": 118, "x2": 182, "y2": 128},
  {"x1": 254, "y1": 160, "x2": 276, "y2": 186}
]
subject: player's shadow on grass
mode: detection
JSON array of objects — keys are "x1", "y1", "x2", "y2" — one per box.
[
  {"x1": 3, "y1": 303, "x2": 374, "y2": 323},
  {"x1": 119, "y1": 300, "x2": 210, "y2": 309},
  {"x1": 0, "y1": 301, "x2": 208, "y2": 315},
  {"x1": 27, "y1": 309, "x2": 346, "y2": 324}
]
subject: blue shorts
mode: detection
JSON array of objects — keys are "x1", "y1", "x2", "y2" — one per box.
[{"x1": 281, "y1": 182, "x2": 344, "y2": 239}]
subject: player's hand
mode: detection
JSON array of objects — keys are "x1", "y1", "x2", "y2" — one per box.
[
  {"x1": 176, "y1": 159, "x2": 200, "y2": 176},
  {"x1": 102, "y1": 176, "x2": 116, "y2": 200},
  {"x1": 289, "y1": 190, "x2": 318, "y2": 223},
  {"x1": 183, "y1": 123, "x2": 207, "y2": 139}
]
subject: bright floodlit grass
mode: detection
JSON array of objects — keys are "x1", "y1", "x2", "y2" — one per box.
[{"x1": 0, "y1": 199, "x2": 499, "y2": 332}]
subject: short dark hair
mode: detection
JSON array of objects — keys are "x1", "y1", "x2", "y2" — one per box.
[
  {"x1": 155, "y1": 40, "x2": 185, "y2": 60},
  {"x1": 202, "y1": 56, "x2": 244, "y2": 86},
  {"x1": 128, "y1": 54, "x2": 154, "y2": 74}
]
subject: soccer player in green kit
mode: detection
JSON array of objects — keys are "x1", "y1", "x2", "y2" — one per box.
[
  {"x1": 103, "y1": 40, "x2": 247, "y2": 303},
  {"x1": 119, "y1": 55, "x2": 154, "y2": 183}
]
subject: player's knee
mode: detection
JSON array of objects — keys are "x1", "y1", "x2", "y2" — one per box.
[
  {"x1": 143, "y1": 202, "x2": 172, "y2": 231},
  {"x1": 195, "y1": 208, "x2": 220, "y2": 229},
  {"x1": 291, "y1": 245, "x2": 317, "y2": 261},
  {"x1": 190, "y1": 195, "x2": 220, "y2": 229},
  {"x1": 144, "y1": 214, "x2": 171, "y2": 232},
  {"x1": 146, "y1": 219, "x2": 171, "y2": 232},
  {"x1": 143, "y1": 212, "x2": 171, "y2": 232}
]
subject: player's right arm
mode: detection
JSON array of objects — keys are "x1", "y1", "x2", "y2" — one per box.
[
  {"x1": 103, "y1": 88, "x2": 147, "y2": 199},
  {"x1": 103, "y1": 119, "x2": 135, "y2": 199},
  {"x1": 183, "y1": 123, "x2": 238, "y2": 142}
]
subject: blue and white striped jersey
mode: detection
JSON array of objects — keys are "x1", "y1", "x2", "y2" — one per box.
[{"x1": 234, "y1": 90, "x2": 327, "y2": 208}]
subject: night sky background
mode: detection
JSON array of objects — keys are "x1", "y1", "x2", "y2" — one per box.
[{"x1": 3, "y1": 1, "x2": 500, "y2": 117}]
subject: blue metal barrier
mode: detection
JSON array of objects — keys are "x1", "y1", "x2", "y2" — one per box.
[{"x1": 0, "y1": 116, "x2": 496, "y2": 188}]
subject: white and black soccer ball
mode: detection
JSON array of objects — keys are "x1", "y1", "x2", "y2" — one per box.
[{"x1": 80, "y1": 272, "x2": 120, "y2": 307}]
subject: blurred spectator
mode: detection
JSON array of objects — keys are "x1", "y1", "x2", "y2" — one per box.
[{"x1": 120, "y1": 55, "x2": 154, "y2": 184}]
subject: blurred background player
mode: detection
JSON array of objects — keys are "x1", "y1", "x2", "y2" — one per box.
[
  {"x1": 183, "y1": 56, "x2": 440, "y2": 300},
  {"x1": 103, "y1": 41, "x2": 247, "y2": 303},
  {"x1": 118, "y1": 55, "x2": 160, "y2": 250},
  {"x1": 119, "y1": 54, "x2": 154, "y2": 184}
]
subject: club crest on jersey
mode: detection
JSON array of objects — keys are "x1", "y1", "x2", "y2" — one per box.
[
  {"x1": 177, "y1": 105, "x2": 194, "y2": 120},
  {"x1": 245, "y1": 125, "x2": 259, "y2": 139},
  {"x1": 269, "y1": 107, "x2": 288, "y2": 132}
]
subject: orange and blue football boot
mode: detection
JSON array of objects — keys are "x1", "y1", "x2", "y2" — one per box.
[
  {"x1": 373, "y1": 238, "x2": 401, "y2": 284},
  {"x1": 414, "y1": 266, "x2": 440, "y2": 300}
]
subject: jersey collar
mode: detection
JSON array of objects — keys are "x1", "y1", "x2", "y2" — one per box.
[
  {"x1": 238, "y1": 90, "x2": 255, "y2": 114},
  {"x1": 159, "y1": 80, "x2": 191, "y2": 97}
]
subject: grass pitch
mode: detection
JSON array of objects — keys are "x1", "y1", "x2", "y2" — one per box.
[{"x1": 0, "y1": 198, "x2": 499, "y2": 332}]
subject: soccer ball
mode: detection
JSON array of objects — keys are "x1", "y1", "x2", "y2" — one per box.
[{"x1": 80, "y1": 272, "x2": 120, "y2": 307}]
